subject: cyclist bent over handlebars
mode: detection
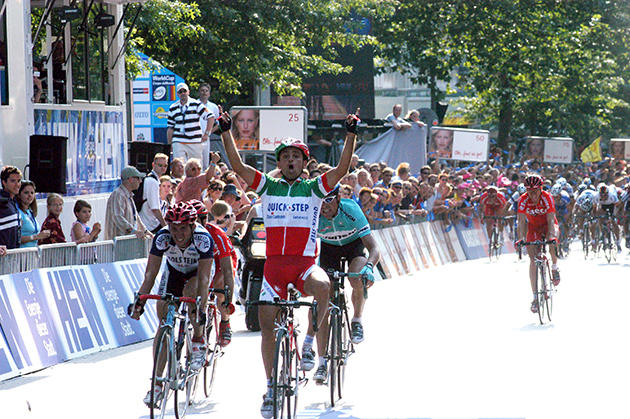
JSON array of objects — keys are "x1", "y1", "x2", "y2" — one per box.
[
  {"x1": 217, "y1": 107, "x2": 359, "y2": 419},
  {"x1": 128, "y1": 201, "x2": 215, "y2": 407}
]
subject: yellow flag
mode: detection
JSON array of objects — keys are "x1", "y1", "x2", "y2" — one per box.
[{"x1": 581, "y1": 137, "x2": 602, "y2": 163}]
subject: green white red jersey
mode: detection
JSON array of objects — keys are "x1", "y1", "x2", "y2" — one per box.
[{"x1": 251, "y1": 171, "x2": 333, "y2": 257}]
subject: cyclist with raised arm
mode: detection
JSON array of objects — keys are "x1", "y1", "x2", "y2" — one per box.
[
  {"x1": 479, "y1": 185, "x2": 509, "y2": 240},
  {"x1": 128, "y1": 201, "x2": 214, "y2": 407},
  {"x1": 311, "y1": 186, "x2": 380, "y2": 383},
  {"x1": 516, "y1": 174, "x2": 561, "y2": 314},
  {"x1": 594, "y1": 182, "x2": 621, "y2": 252},
  {"x1": 217, "y1": 108, "x2": 359, "y2": 418}
]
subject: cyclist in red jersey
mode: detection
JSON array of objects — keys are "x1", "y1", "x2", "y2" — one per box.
[
  {"x1": 516, "y1": 174, "x2": 561, "y2": 313},
  {"x1": 190, "y1": 199, "x2": 236, "y2": 346},
  {"x1": 479, "y1": 185, "x2": 509, "y2": 240},
  {"x1": 217, "y1": 108, "x2": 360, "y2": 418}
]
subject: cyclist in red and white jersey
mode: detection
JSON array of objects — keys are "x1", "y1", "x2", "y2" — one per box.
[
  {"x1": 128, "y1": 201, "x2": 214, "y2": 407},
  {"x1": 190, "y1": 199, "x2": 236, "y2": 346},
  {"x1": 217, "y1": 108, "x2": 359, "y2": 418},
  {"x1": 516, "y1": 174, "x2": 561, "y2": 314},
  {"x1": 479, "y1": 185, "x2": 509, "y2": 240}
]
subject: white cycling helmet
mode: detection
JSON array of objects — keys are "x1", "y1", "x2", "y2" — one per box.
[
  {"x1": 517, "y1": 184, "x2": 526, "y2": 194},
  {"x1": 550, "y1": 184, "x2": 563, "y2": 197},
  {"x1": 556, "y1": 177, "x2": 567, "y2": 186},
  {"x1": 579, "y1": 195, "x2": 594, "y2": 212}
]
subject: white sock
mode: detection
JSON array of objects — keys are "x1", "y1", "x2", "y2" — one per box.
[
  {"x1": 319, "y1": 356, "x2": 327, "y2": 367},
  {"x1": 351, "y1": 317, "x2": 362, "y2": 324},
  {"x1": 552, "y1": 264, "x2": 558, "y2": 270}
]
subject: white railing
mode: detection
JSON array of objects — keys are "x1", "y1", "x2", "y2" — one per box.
[{"x1": 0, "y1": 236, "x2": 151, "y2": 275}]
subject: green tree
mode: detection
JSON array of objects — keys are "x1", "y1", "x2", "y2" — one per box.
[{"x1": 127, "y1": 0, "x2": 389, "y2": 104}]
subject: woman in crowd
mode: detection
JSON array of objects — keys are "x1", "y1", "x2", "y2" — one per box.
[
  {"x1": 18, "y1": 180, "x2": 50, "y2": 247},
  {"x1": 203, "y1": 179, "x2": 226, "y2": 212},
  {"x1": 71, "y1": 200, "x2": 102, "y2": 243},
  {"x1": 39, "y1": 193, "x2": 66, "y2": 244}
]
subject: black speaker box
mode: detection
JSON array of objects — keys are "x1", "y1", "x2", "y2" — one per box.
[
  {"x1": 129, "y1": 141, "x2": 171, "y2": 174},
  {"x1": 29, "y1": 135, "x2": 67, "y2": 193}
]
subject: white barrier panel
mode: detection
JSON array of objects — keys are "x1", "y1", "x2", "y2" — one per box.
[{"x1": 39, "y1": 242, "x2": 78, "y2": 268}]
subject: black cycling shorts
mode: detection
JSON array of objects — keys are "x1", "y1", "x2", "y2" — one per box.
[
  {"x1": 158, "y1": 264, "x2": 198, "y2": 296},
  {"x1": 602, "y1": 203, "x2": 615, "y2": 216},
  {"x1": 319, "y1": 238, "x2": 366, "y2": 272}
]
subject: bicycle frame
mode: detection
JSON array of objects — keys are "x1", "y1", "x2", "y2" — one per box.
[{"x1": 518, "y1": 240, "x2": 555, "y2": 324}]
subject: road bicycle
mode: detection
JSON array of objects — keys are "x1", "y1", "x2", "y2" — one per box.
[
  {"x1": 485, "y1": 215, "x2": 510, "y2": 261},
  {"x1": 202, "y1": 286, "x2": 233, "y2": 398},
  {"x1": 575, "y1": 213, "x2": 593, "y2": 259},
  {"x1": 518, "y1": 239, "x2": 556, "y2": 324},
  {"x1": 324, "y1": 268, "x2": 368, "y2": 407},
  {"x1": 556, "y1": 215, "x2": 575, "y2": 259},
  {"x1": 595, "y1": 213, "x2": 618, "y2": 263},
  {"x1": 132, "y1": 293, "x2": 201, "y2": 419},
  {"x1": 249, "y1": 285, "x2": 318, "y2": 419}
]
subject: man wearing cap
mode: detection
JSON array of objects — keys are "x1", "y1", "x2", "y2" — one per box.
[
  {"x1": 216, "y1": 108, "x2": 360, "y2": 418},
  {"x1": 167, "y1": 82, "x2": 215, "y2": 162},
  {"x1": 105, "y1": 166, "x2": 151, "y2": 240}
]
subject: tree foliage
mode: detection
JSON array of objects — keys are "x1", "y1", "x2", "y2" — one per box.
[
  {"x1": 126, "y1": 0, "x2": 389, "y2": 105},
  {"x1": 374, "y1": 0, "x2": 630, "y2": 149}
]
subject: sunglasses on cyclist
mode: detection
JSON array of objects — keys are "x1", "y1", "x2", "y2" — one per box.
[{"x1": 323, "y1": 196, "x2": 337, "y2": 204}]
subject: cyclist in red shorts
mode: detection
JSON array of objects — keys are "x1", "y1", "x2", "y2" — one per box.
[
  {"x1": 217, "y1": 108, "x2": 360, "y2": 418},
  {"x1": 479, "y1": 185, "x2": 509, "y2": 241},
  {"x1": 516, "y1": 174, "x2": 561, "y2": 313},
  {"x1": 190, "y1": 199, "x2": 236, "y2": 346}
]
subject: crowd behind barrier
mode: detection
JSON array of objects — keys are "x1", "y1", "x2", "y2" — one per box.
[{"x1": 0, "y1": 215, "x2": 513, "y2": 383}]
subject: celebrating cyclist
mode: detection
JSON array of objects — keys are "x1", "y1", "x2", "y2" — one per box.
[
  {"x1": 217, "y1": 108, "x2": 359, "y2": 418},
  {"x1": 594, "y1": 182, "x2": 621, "y2": 252},
  {"x1": 516, "y1": 174, "x2": 561, "y2": 314},
  {"x1": 479, "y1": 185, "x2": 509, "y2": 241},
  {"x1": 128, "y1": 201, "x2": 214, "y2": 407},
  {"x1": 190, "y1": 199, "x2": 236, "y2": 346},
  {"x1": 312, "y1": 186, "x2": 380, "y2": 383}
]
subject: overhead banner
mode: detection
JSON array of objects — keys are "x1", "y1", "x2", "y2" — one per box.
[{"x1": 429, "y1": 127, "x2": 490, "y2": 162}]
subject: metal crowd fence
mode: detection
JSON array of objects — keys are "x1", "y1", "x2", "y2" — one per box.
[{"x1": 0, "y1": 235, "x2": 149, "y2": 276}]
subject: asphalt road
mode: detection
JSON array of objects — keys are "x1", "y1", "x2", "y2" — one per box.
[{"x1": 2, "y1": 247, "x2": 629, "y2": 419}]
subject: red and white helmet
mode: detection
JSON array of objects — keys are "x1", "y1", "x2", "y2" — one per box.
[
  {"x1": 524, "y1": 174, "x2": 544, "y2": 189},
  {"x1": 165, "y1": 201, "x2": 197, "y2": 224},
  {"x1": 274, "y1": 138, "x2": 310, "y2": 160}
]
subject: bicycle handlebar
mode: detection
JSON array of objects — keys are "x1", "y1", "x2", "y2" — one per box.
[
  {"x1": 327, "y1": 269, "x2": 369, "y2": 300},
  {"x1": 129, "y1": 293, "x2": 203, "y2": 322},
  {"x1": 209, "y1": 286, "x2": 234, "y2": 314}
]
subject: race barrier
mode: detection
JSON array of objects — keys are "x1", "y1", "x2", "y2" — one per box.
[{"x1": 0, "y1": 219, "x2": 514, "y2": 382}]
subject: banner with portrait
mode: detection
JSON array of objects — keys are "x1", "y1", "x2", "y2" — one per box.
[
  {"x1": 230, "y1": 106, "x2": 307, "y2": 152},
  {"x1": 610, "y1": 138, "x2": 630, "y2": 160},
  {"x1": 429, "y1": 127, "x2": 490, "y2": 162},
  {"x1": 523, "y1": 136, "x2": 574, "y2": 164}
]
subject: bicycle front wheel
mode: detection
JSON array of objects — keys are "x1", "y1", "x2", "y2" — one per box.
[
  {"x1": 582, "y1": 224, "x2": 590, "y2": 259},
  {"x1": 329, "y1": 309, "x2": 340, "y2": 406},
  {"x1": 544, "y1": 260, "x2": 553, "y2": 322},
  {"x1": 488, "y1": 229, "x2": 497, "y2": 261},
  {"x1": 536, "y1": 262, "x2": 546, "y2": 325},
  {"x1": 175, "y1": 328, "x2": 197, "y2": 419},
  {"x1": 151, "y1": 327, "x2": 174, "y2": 419},
  {"x1": 203, "y1": 306, "x2": 221, "y2": 398},
  {"x1": 272, "y1": 329, "x2": 292, "y2": 419}
]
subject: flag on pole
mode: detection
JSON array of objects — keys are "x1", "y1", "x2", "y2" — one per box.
[{"x1": 581, "y1": 137, "x2": 602, "y2": 163}]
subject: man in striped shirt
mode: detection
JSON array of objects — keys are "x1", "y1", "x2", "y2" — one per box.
[{"x1": 167, "y1": 82, "x2": 215, "y2": 162}]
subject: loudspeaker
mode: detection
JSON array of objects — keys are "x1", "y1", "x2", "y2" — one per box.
[
  {"x1": 129, "y1": 141, "x2": 171, "y2": 174},
  {"x1": 29, "y1": 135, "x2": 67, "y2": 193}
]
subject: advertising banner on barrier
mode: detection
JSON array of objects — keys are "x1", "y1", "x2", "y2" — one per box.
[{"x1": 453, "y1": 218, "x2": 515, "y2": 260}]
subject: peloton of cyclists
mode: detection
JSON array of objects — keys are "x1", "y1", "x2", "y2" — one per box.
[
  {"x1": 516, "y1": 174, "x2": 561, "y2": 314},
  {"x1": 217, "y1": 107, "x2": 360, "y2": 418},
  {"x1": 128, "y1": 201, "x2": 215, "y2": 407},
  {"x1": 550, "y1": 183, "x2": 574, "y2": 246},
  {"x1": 313, "y1": 185, "x2": 381, "y2": 383}
]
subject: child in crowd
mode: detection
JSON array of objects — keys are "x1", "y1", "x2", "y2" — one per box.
[
  {"x1": 71, "y1": 200, "x2": 102, "y2": 243},
  {"x1": 39, "y1": 193, "x2": 66, "y2": 244}
]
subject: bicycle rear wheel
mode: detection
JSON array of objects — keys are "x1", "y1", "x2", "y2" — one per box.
[
  {"x1": 203, "y1": 305, "x2": 221, "y2": 398},
  {"x1": 151, "y1": 327, "x2": 174, "y2": 419}
]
